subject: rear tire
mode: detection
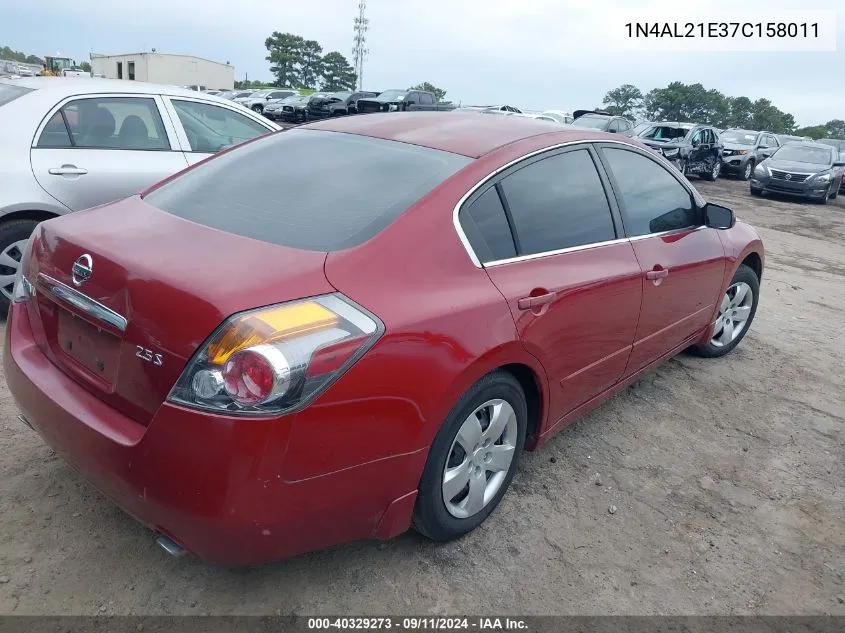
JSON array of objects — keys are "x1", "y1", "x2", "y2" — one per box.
[
  {"x1": 691, "y1": 264, "x2": 759, "y2": 359},
  {"x1": 412, "y1": 371, "x2": 527, "y2": 542},
  {"x1": 701, "y1": 159, "x2": 721, "y2": 181},
  {"x1": 0, "y1": 219, "x2": 40, "y2": 315}
]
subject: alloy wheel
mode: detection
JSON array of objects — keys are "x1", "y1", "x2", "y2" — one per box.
[
  {"x1": 0, "y1": 239, "x2": 29, "y2": 301},
  {"x1": 744, "y1": 162, "x2": 752, "y2": 180},
  {"x1": 712, "y1": 161, "x2": 721, "y2": 179},
  {"x1": 711, "y1": 282, "x2": 754, "y2": 347},
  {"x1": 442, "y1": 399, "x2": 518, "y2": 519}
]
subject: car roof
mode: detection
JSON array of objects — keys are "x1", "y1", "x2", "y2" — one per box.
[
  {"x1": 302, "y1": 111, "x2": 637, "y2": 158},
  {"x1": 0, "y1": 76, "x2": 233, "y2": 102},
  {"x1": 724, "y1": 128, "x2": 762, "y2": 135},
  {"x1": 786, "y1": 140, "x2": 836, "y2": 151}
]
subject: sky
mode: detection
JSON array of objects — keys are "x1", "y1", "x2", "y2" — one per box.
[{"x1": 5, "y1": 0, "x2": 844, "y2": 126}]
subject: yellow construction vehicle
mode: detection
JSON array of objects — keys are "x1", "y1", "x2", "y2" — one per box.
[{"x1": 39, "y1": 55, "x2": 88, "y2": 77}]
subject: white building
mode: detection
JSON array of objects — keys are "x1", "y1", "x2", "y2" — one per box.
[{"x1": 89, "y1": 52, "x2": 235, "y2": 90}]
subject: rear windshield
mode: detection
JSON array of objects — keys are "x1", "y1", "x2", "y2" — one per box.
[
  {"x1": 0, "y1": 83, "x2": 34, "y2": 107},
  {"x1": 143, "y1": 129, "x2": 471, "y2": 251}
]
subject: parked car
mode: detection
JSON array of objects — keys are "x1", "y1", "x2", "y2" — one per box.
[
  {"x1": 512, "y1": 113, "x2": 559, "y2": 123},
  {"x1": 750, "y1": 141, "x2": 844, "y2": 203},
  {"x1": 541, "y1": 110, "x2": 574, "y2": 124},
  {"x1": 776, "y1": 134, "x2": 812, "y2": 144},
  {"x1": 307, "y1": 91, "x2": 379, "y2": 118},
  {"x1": 719, "y1": 129, "x2": 780, "y2": 180},
  {"x1": 0, "y1": 77, "x2": 280, "y2": 311},
  {"x1": 227, "y1": 90, "x2": 254, "y2": 101},
  {"x1": 632, "y1": 121, "x2": 654, "y2": 137},
  {"x1": 637, "y1": 122, "x2": 723, "y2": 180},
  {"x1": 454, "y1": 106, "x2": 518, "y2": 115},
  {"x1": 357, "y1": 89, "x2": 454, "y2": 114},
  {"x1": 569, "y1": 110, "x2": 634, "y2": 136},
  {"x1": 4, "y1": 112, "x2": 764, "y2": 565},
  {"x1": 237, "y1": 89, "x2": 297, "y2": 114},
  {"x1": 820, "y1": 140, "x2": 845, "y2": 192},
  {"x1": 270, "y1": 95, "x2": 310, "y2": 123}
]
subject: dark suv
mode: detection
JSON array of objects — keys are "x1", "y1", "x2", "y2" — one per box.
[
  {"x1": 719, "y1": 129, "x2": 780, "y2": 180},
  {"x1": 306, "y1": 91, "x2": 379, "y2": 119},
  {"x1": 636, "y1": 122, "x2": 723, "y2": 180}
]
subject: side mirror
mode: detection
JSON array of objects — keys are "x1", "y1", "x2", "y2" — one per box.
[{"x1": 704, "y1": 203, "x2": 735, "y2": 230}]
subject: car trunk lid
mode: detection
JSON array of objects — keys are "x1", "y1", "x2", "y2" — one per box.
[{"x1": 27, "y1": 196, "x2": 333, "y2": 425}]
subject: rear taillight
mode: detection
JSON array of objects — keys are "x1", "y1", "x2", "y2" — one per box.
[
  {"x1": 167, "y1": 294, "x2": 383, "y2": 416},
  {"x1": 12, "y1": 232, "x2": 37, "y2": 303}
]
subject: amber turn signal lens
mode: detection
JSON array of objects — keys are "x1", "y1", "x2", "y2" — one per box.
[{"x1": 206, "y1": 301, "x2": 339, "y2": 365}]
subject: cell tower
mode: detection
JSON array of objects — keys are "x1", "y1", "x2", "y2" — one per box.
[{"x1": 352, "y1": 0, "x2": 369, "y2": 90}]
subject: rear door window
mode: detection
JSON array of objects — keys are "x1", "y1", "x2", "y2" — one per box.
[
  {"x1": 497, "y1": 148, "x2": 617, "y2": 255},
  {"x1": 37, "y1": 96, "x2": 171, "y2": 150},
  {"x1": 143, "y1": 129, "x2": 472, "y2": 251}
]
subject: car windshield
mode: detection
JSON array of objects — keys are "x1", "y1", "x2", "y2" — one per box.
[
  {"x1": 773, "y1": 145, "x2": 833, "y2": 164},
  {"x1": 0, "y1": 83, "x2": 34, "y2": 107},
  {"x1": 572, "y1": 115, "x2": 610, "y2": 129},
  {"x1": 143, "y1": 129, "x2": 472, "y2": 251},
  {"x1": 377, "y1": 90, "x2": 407, "y2": 100},
  {"x1": 639, "y1": 125, "x2": 691, "y2": 142},
  {"x1": 721, "y1": 131, "x2": 758, "y2": 145}
]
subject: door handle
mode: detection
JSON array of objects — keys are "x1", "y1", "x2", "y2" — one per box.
[
  {"x1": 646, "y1": 268, "x2": 669, "y2": 280},
  {"x1": 48, "y1": 166, "x2": 88, "y2": 176},
  {"x1": 517, "y1": 291, "x2": 557, "y2": 310}
]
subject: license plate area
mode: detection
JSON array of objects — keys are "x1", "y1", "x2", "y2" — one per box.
[{"x1": 57, "y1": 308, "x2": 121, "y2": 386}]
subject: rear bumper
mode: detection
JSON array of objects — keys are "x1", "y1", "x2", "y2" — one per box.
[{"x1": 3, "y1": 303, "x2": 424, "y2": 566}]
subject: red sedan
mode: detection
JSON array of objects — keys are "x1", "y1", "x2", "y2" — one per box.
[{"x1": 4, "y1": 113, "x2": 764, "y2": 565}]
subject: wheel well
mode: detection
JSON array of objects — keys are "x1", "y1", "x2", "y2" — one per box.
[
  {"x1": 1, "y1": 210, "x2": 58, "y2": 225},
  {"x1": 741, "y1": 252, "x2": 763, "y2": 281},
  {"x1": 500, "y1": 363, "x2": 542, "y2": 447}
]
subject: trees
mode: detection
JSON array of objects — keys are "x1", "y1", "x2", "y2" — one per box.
[
  {"x1": 79, "y1": 62, "x2": 91, "y2": 73},
  {"x1": 265, "y1": 32, "x2": 305, "y2": 88},
  {"x1": 320, "y1": 52, "x2": 357, "y2": 91},
  {"x1": 0, "y1": 46, "x2": 42, "y2": 65},
  {"x1": 410, "y1": 82, "x2": 447, "y2": 101},
  {"x1": 794, "y1": 119, "x2": 845, "y2": 140},
  {"x1": 601, "y1": 84, "x2": 642, "y2": 118},
  {"x1": 607, "y1": 82, "x2": 798, "y2": 133},
  {"x1": 265, "y1": 32, "x2": 356, "y2": 91}
]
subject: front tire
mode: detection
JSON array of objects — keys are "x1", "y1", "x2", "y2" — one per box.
[
  {"x1": 413, "y1": 371, "x2": 527, "y2": 542},
  {"x1": 750, "y1": 186, "x2": 763, "y2": 196},
  {"x1": 0, "y1": 219, "x2": 40, "y2": 314},
  {"x1": 251, "y1": 104, "x2": 263, "y2": 113},
  {"x1": 692, "y1": 264, "x2": 759, "y2": 358},
  {"x1": 740, "y1": 160, "x2": 754, "y2": 181}
]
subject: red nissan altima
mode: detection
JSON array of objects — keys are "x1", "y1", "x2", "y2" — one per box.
[{"x1": 4, "y1": 112, "x2": 764, "y2": 565}]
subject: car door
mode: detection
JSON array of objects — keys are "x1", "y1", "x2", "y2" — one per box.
[
  {"x1": 687, "y1": 128, "x2": 709, "y2": 171},
  {"x1": 29, "y1": 94, "x2": 188, "y2": 211},
  {"x1": 459, "y1": 145, "x2": 643, "y2": 421},
  {"x1": 162, "y1": 97, "x2": 277, "y2": 165},
  {"x1": 596, "y1": 144, "x2": 727, "y2": 375}
]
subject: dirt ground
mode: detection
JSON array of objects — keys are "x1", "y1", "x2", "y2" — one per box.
[{"x1": 0, "y1": 178, "x2": 843, "y2": 616}]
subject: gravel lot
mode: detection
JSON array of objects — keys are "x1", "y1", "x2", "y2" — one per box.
[{"x1": 0, "y1": 177, "x2": 843, "y2": 615}]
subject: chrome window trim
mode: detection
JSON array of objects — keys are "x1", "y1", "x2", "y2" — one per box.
[
  {"x1": 36, "y1": 274, "x2": 128, "y2": 332},
  {"x1": 452, "y1": 138, "x2": 705, "y2": 268}
]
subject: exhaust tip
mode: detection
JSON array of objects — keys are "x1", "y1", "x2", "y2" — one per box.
[{"x1": 155, "y1": 534, "x2": 187, "y2": 557}]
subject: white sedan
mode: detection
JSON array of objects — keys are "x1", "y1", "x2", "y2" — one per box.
[{"x1": 0, "y1": 77, "x2": 280, "y2": 310}]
